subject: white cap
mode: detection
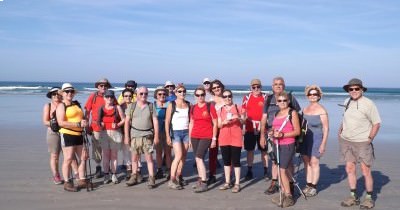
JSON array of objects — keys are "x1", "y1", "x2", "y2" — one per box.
[
  {"x1": 164, "y1": 80, "x2": 175, "y2": 87},
  {"x1": 203, "y1": 78, "x2": 211, "y2": 83}
]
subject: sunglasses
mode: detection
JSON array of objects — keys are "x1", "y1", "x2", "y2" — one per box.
[
  {"x1": 124, "y1": 95, "x2": 132, "y2": 98},
  {"x1": 51, "y1": 92, "x2": 59, "y2": 96},
  {"x1": 139, "y1": 92, "x2": 148, "y2": 96},
  {"x1": 212, "y1": 86, "x2": 220, "y2": 90},
  {"x1": 307, "y1": 93, "x2": 319, "y2": 97},
  {"x1": 195, "y1": 93, "x2": 205, "y2": 97},
  {"x1": 158, "y1": 93, "x2": 166, "y2": 96},
  {"x1": 165, "y1": 85, "x2": 175, "y2": 88},
  {"x1": 222, "y1": 95, "x2": 232, "y2": 99},
  {"x1": 105, "y1": 96, "x2": 114, "y2": 99},
  {"x1": 277, "y1": 99, "x2": 288, "y2": 103},
  {"x1": 98, "y1": 84, "x2": 108, "y2": 88},
  {"x1": 349, "y1": 87, "x2": 361, "y2": 92},
  {"x1": 177, "y1": 90, "x2": 186, "y2": 94},
  {"x1": 64, "y1": 90, "x2": 75, "y2": 94},
  {"x1": 203, "y1": 82, "x2": 211, "y2": 85},
  {"x1": 252, "y1": 85, "x2": 261, "y2": 90}
]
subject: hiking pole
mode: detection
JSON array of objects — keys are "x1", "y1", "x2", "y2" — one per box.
[
  {"x1": 83, "y1": 128, "x2": 93, "y2": 191},
  {"x1": 290, "y1": 153, "x2": 307, "y2": 200}
]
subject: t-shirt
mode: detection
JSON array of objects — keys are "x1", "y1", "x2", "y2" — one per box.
[
  {"x1": 218, "y1": 104, "x2": 243, "y2": 147},
  {"x1": 166, "y1": 94, "x2": 177, "y2": 102},
  {"x1": 190, "y1": 103, "x2": 217, "y2": 139},
  {"x1": 155, "y1": 101, "x2": 168, "y2": 133},
  {"x1": 84, "y1": 92, "x2": 105, "y2": 132},
  {"x1": 127, "y1": 102, "x2": 157, "y2": 138},
  {"x1": 242, "y1": 93, "x2": 265, "y2": 133},
  {"x1": 340, "y1": 96, "x2": 381, "y2": 142},
  {"x1": 117, "y1": 93, "x2": 137, "y2": 105}
]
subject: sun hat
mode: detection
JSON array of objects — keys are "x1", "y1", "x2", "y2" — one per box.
[
  {"x1": 59, "y1": 83, "x2": 77, "y2": 94},
  {"x1": 153, "y1": 86, "x2": 169, "y2": 99},
  {"x1": 94, "y1": 78, "x2": 112, "y2": 88},
  {"x1": 164, "y1": 80, "x2": 175, "y2": 88},
  {"x1": 104, "y1": 90, "x2": 115, "y2": 97},
  {"x1": 125, "y1": 80, "x2": 137, "y2": 88},
  {"x1": 46, "y1": 87, "x2": 61, "y2": 98},
  {"x1": 250, "y1": 79, "x2": 262, "y2": 86},
  {"x1": 203, "y1": 78, "x2": 211, "y2": 84},
  {"x1": 343, "y1": 78, "x2": 367, "y2": 92}
]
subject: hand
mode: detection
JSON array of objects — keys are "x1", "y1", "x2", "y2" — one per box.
[
  {"x1": 80, "y1": 119, "x2": 88, "y2": 128},
  {"x1": 319, "y1": 146, "x2": 326, "y2": 156},
  {"x1": 154, "y1": 137, "x2": 159, "y2": 146},
  {"x1": 210, "y1": 140, "x2": 217, "y2": 148},
  {"x1": 167, "y1": 136, "x2": 172, "y2": 147},
  {"x1": 260, "y1": 135, "x2": 266, "y2": 149}
]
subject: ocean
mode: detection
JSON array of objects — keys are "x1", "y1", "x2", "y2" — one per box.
[{"x1": 0, "y1": 81, "x2": 399, "y2": 142}]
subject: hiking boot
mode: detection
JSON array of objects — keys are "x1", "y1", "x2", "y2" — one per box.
[
  {"x1": 207, "y1": 175, "x2": 217, "y2": 186},
  {"x1": 53, "y1": 174, "x2": 64, "y2": 185},
  {"x1": 155, "y1": 169, "x2": 164, "y2": 180},
  {"x1": 179, "y1": 175, "x2": 188, "y2": 186},
  {"x1": 302, "y1": 185, "x2": 311, "y2": 195},
  {"x1": 305, "y1": 187, "x2": 317, "y2": 197},
  {"x1": 192, "y1": 178, "x2": 202, "y2": 189},
  {"x1": 341, "y1": 195, "x2": 360, "y2": 207},
  {"x1": 126, "y1": 174, "x2": 138, "y2": 186},
  {"x1": 194, "y1": 182, "x2": 208, "y2": 193},
  {"x1": 282, "y1": 194, "x2": 295, "y2": 208},
  {"x1": 168, "y1": 180, "x2": 183, "y2": 190},
  {"x1": 111, "y1": 174, "x2": 119, "y2": 184},
  {"x1": 125, "y1": 170, "x2": 132, "y2": 181},
  {"x1": 136, "y1": 171, "x2": 143, "y2": 183},
  {"x1": 265, "y1": 180, "x2": 279, "y2": 195},
  {"x1": 231, "y1": 184, "x2": 240, "y2": 193},
  {"x1": 147, "y1": 176, "x2": 156, "y2": 189},
  {"x1": 64, "y1": 180, "x2": 78, "y2": 192},
  {"x1": 271, "y1": 193, "x2": 283, "y2": 206},
  {"x1": 94, "y1": 166, "x2": 103, "y2": 178},
  {"x1": 244, "y1": 170, "x2": 253, "y2": 181},
  {"x1": 360, "y1": 197, "x2": 374, "y2": 209},
  {"x1": 103, "y1": 174, "x2": 111, "y2": 184}
]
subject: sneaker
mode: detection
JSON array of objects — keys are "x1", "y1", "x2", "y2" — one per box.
[
  {"x1": 231, "y1": 184, "x2": 240, "y2": 193},
  {"x1": 77, "y1": 179, "x2": 89, "y2": 190},
  {"x1": 207, "y1": 175, "x2": 217, "y2": 186},
  {"x1": 305, "y1": 187, "x2": 317, "y2": 197},
  {"x1": 64, "y1": 180, "x2": 78, "y2": 192},
  {"x1": 341, "y1": 195, "x2": 360, "y2": 207},
  {"x1": 53, "y1": 174, "x2": 64, "y2": 185},
  {"x1": 94, "y1": 166, "x2": 103, "y2": 178},
  {"x1": 126, "y1": 174, "x2": 138, "y2": 186},
  {"x1": 136, "y1": 171, "x2": 143, "y2": 183},
  {"x1": 271, "y1": 193, "x2": 283, "y2": 205},
  {"x1": 302, "y1": 185, "x2": 311, "y2": 194},
  {"x1": 194, "y1": 182, "x2": 208, "y2": 193},
  {"x1": 244, "y1": 170, "x2": 253, "y2": 181},
  {"x1": 147, "y1": 176, "x2": 156, "y2": 189},
  {"x1": 155, "y1": 169, "x2": 164, "y2": 180},
  {"x1": 111, "y1": 174, "x2": 119, "y2": 184},
  {"x1": 282, "y1": 194, "x2": 295, "y2": 207},
  {"x1": 360, "y1": 197, "x2": 374, "y2": 209},
  {"x1": 125, "y1": 170, "x2": 132, "y2": 181},
  {"x1": 265, "y1": 181, "x2": 279, "y2": 195},
  {"x1": 103, "y1": 174, "x2": 111, "y2": 184},
  {"x1": 168, "y1": 180, "x2": 183, "y2": 190},
  {"x1": 179, "y1": 175, "x2": 188, "y2": 186},
  {"x1": 192, "y1": 178, "x2": 202, "y2": 189}
]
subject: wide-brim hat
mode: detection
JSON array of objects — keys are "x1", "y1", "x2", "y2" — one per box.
[
  {"x1": 203, "y1": 78, "x2": 211, "y2": 84},
  {"x1": 46, "y1": 87, "x2": 61, "y2": 98},
  {"x1": 95, "y1": 78, "x2": 112, "y2": 88},
  {"x1": 164, "y1": 80, "x2": 175, "y2": 88},
  {"x1": 125, "y1": 80, "x2": 137, "y2": 88},
  {"x1": 59, "y1": 83, "x2": 77, "y2": 94},
  {"x1": 154, "y1": 86, "x2": 169, "y2": 99},
  {"x1": 343, "y1": 78, "x2": 367, "y2": 92}
]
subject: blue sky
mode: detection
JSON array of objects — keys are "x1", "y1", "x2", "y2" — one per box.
[{"x1": 1, "y1": 0, "x2": 399, "y2": 87}]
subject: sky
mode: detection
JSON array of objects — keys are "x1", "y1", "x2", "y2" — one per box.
[{"x1": 0, "y1": 0, "x2": 399, "y2": 87}]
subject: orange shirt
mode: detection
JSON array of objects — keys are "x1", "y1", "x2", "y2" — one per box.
[{"x1": 218, "y1": 105, "x2": 243, "y2": 147}]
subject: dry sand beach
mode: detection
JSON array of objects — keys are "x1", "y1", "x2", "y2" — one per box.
[{"x1": 0, "y1": 123, "x2": 399, "y2": 210}]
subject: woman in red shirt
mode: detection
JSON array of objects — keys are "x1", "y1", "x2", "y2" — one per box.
[
  {"x1": 217, "y1": 89, "x2": 244, "y2": 193},
  {"x1": 189, "y1": 86, "x2": 218, "y2": 193}
]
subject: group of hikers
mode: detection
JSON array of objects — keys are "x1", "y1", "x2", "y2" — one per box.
[{"x1": 42, "y1": 76, "x2": 380, "y2": 209}]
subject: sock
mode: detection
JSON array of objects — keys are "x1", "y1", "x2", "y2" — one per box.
[
  {"x1": 350, "y1": 189, "x2": 357, "y2": 197},
  {"x1": 310, "y1": 183, "x2": 317, "y2": 189},
  {"x1": 307, "y1": 182, "x2": 312, "y2": 187},
  {"x1": 366, "y1": 191, "x2": 373, "y2": 199}
]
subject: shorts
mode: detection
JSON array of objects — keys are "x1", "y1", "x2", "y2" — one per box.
[
  {"x1": 273, "y1": 143, "x2": 295, "y2": 169},
  {"x1": 244, "y1": 132, "x2": 267, "y2": 152},
  {"x1": 155, "y1": 131, "x2": 167, "y2": 150},
  {"x1": 92, "y1": 131, "x2": 102, "y2": 163},
  {"x1": 340, "y1": 138, "x2": 374, "y2": 166},
  {"x1": 99, "y1": 130, "x2": 122, "y2": 150},
  {"x1": 46, "y1": 129, "x2": 61, "y2": 154},
  {"x1": 191, "y1": 138, "x2": 211, "y2": 159},
  {"x1": 130, "y1": 135, "x2": 154, "y2": 155},
  {"x1": 171, "y1": 129, "x2": 189, "y2": 144},
  {"x1": 60, "y1": 133, "x2": 83, "y2": 147}
]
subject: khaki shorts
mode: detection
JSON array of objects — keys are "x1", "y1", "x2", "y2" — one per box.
[
  {"x1": 340, "y1": 138, "x2": 374, "y2": 166},
  {"x1": 99, "y1": 130, "x2": 122, "y2": 150},
  {"x1": 92, "y1": 131, "x2": 102, "y2": 163},
  {"x1": 130, "y1": 135, "x2": 154, "y2": 155},
  {"x1": 46, "y1": 129, "x2": 61, "y2": 154}
]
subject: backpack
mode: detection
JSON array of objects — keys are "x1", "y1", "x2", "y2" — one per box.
[
  {"x1": 50, "y1": 101, "x2": 82, "y2": 132},
  {"x1": 129, "y1": 101, "x2": 154, "y2": 131},
  {"x1": 275, "y1": 108, "x2": 307, "y2": 153},
  {"x1": 98, "y1": 105, "x2": 120, "y2": 126}
]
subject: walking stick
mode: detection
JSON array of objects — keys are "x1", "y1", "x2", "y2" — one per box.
[{"x1": 83, "y1": 129, "x2": 93, "y2": 191}]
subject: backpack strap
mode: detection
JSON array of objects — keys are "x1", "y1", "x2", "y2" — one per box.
[
  {"x1": 265, "y1": 94, "x2": 274, "y2": 112},
  {"x1": 344, "y1": 98, "x2": 352, "y2": 112}
]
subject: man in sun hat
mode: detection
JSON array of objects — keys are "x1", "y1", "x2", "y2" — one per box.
[
  {"x1": 339, "y1": 78, "x2": 381, "y2": 209},
  {"x1": 84, "y1": 78, "x2": 114, "y2": 178},
  {"x1": 164, "y1": 81, "x2": 177, "y2": 102},
  {"x1": 118, "y1": 80, "x2": 138, "y2": 104}
]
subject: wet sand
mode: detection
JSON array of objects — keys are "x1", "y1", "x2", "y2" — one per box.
[{"x1": 0, "y1": 125, "x2": 398, "y2": 210}]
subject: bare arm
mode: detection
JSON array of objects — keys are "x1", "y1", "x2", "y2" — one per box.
[
  {"x1": 368, "y1": 123, "x2": 381, "y2": 143},
  {"x1": 42, "y1": 103, "x2": 51, "y2": 127},
  {"x1": 319, "y1": 107, "x2": 329, "y2": 155},
  {"x1": 165, "y1": 103, "x2": 173, "y2": 146},
  {"x1": 116, "y1": 105, "x2": 125, "y2": 128},
  {"x1": 124, "y1": 112, "x2": 131, "y2": 145}
]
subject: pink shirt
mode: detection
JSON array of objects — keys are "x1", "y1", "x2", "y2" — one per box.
[{"x1": 272, "y1": 115, "x2": 295, "y2": 145}]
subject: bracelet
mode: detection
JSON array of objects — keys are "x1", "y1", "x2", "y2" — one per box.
[{"x1": 368, "y1": 136, "x2": 373, "y2": 140}]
